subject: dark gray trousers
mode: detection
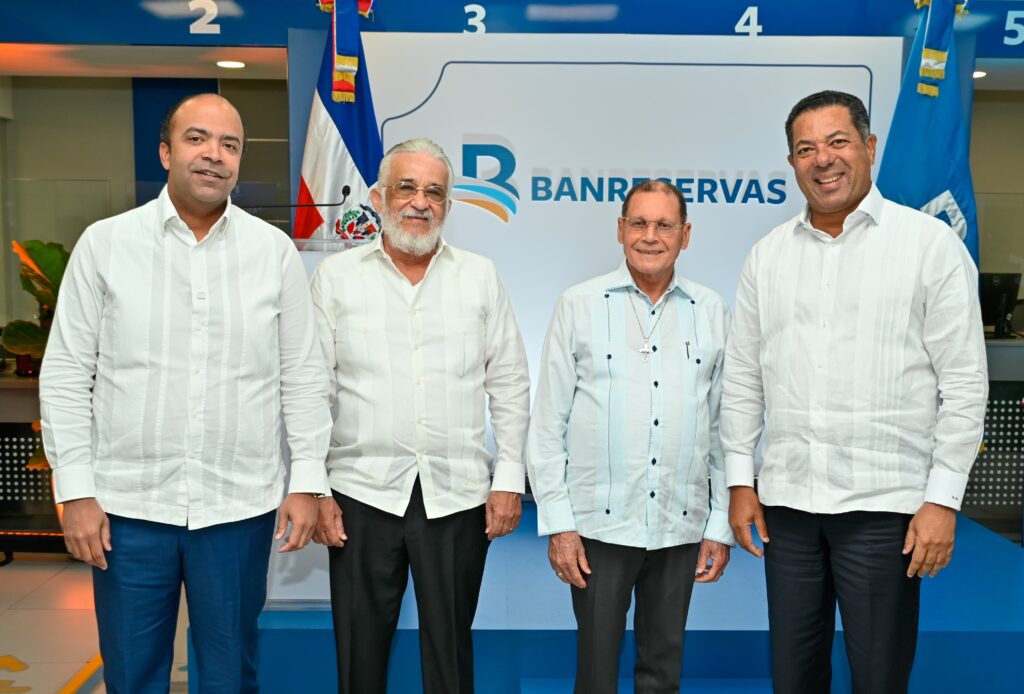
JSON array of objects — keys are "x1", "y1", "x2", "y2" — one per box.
[
  {"x1": 763, "y1": 506, "x2": 921, "y2": 694},
  {"x1": 571, "y1": 536, "x2": 701, "y2": 694}
]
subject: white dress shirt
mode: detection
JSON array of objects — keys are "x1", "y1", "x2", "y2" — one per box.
[
  {"x1": 721, "y1": 185, "x2": 988, "y2": 514},
  {"x1": 527, "y1": 264, "x2": 734, "y2": 550},
  {"x1": 39, "y1": 187, "x2": 333, "y2": 529},
  {"x1": 310, "y1": 234, "x2": 530, "y2": 519}
]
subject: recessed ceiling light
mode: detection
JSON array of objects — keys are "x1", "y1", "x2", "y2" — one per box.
[
  {"x1": 973, "y1": 70, "x2": 987, "y2": 79},
  {"x1": 217, "y1": 60, "x2": 246, "y2": 69}
]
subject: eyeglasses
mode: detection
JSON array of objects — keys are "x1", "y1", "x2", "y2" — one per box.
[
  {"x1": 619, "y1": 217, "x2": 685, "y2": 234},
  {"x1": 387, "y1": 181, "x2": 448, "y2": 204}
]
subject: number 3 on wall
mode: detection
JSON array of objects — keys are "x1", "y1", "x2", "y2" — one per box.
[
  {"x1": 465, "y1": 4, "x2": 486, "y2": 34},
  {"x1": 190, "y1": 0, "x2": 221, "y2": 35},
  {"x1": 735, "y1": 6, "x2": 763, "y2": 37}
]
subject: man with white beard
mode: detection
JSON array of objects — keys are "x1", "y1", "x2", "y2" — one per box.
[{"x1": 309, "y1": 138, "x2": 531, "y2": 694}]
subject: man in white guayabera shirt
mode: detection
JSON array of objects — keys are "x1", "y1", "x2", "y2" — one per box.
[
  {"x1": 528, "y1": 179, "x2": 733, "y2": 694},
  {"x1": 310, "y1": 138, "x2": 530, "y2": 694},
  {"x1": 722, "y1": 90, "x2": 988, "y2": 694},
  {"x1": 38, "y1": 93, "x2": 332, "y2": 692}
]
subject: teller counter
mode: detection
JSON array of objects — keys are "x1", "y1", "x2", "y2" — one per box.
[
  {"x1": 0, "y1": 373, "x2": 64, "y2": 561},
  {"x1": 963, "y1": 339, "x2": 1024, "y2": 543}
]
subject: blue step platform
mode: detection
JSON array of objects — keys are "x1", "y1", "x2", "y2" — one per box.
[{"x1": 190, "y1": 505, "x2": 1024, "y2": 693}]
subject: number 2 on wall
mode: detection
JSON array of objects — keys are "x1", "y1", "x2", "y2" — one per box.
[
  {"x1": 190, "y1": 0, "x2": 221, "y2": 35},
  {"x1": 464, "y1": 4, "x2": 487, "y2": 34},
  {"x1": 735, "y1": 6, "x2": 763, "y2": 37}
]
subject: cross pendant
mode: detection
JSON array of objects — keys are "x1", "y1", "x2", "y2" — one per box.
[{"x1": 639, "y1": 342, "x2": 652, "y2": 363}]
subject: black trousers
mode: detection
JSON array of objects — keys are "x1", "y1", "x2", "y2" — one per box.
[
  {"x1": 763, "y1": 506, "x2": 921, "y2": 694},
  {"x1": 327, "y1": 479, "x2": 490, "y2": 694},
  {"x1": 571, "y1": 537, "x2": 700, "y2": 694}
]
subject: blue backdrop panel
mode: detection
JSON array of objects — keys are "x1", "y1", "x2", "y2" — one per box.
[
  {"x1": 190, "y1": 507, "x2": 1024, "y2": 693},
  {"x1": 0, "y1": 2, "x2": 1022, "y2": 58}
]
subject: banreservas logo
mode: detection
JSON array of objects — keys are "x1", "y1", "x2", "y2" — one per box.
[{"x1": 454, "y1": 143, "x2": 788, "y2": 223}]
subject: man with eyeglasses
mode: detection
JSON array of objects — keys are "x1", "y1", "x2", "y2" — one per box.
[
  {"x1": 527, "y1": 179, "x2": 734, "y2": 693},
  {"x1": 309, "y1": 138, "x2": 530, "y2": 694}
]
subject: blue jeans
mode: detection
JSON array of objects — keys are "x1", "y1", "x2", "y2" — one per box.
[{"x1": 93, "y1": 511, "x2": 276, "y2": 693}]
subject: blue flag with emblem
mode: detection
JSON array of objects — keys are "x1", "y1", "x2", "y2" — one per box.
[{"x1": 876, "y1": 0, "x2": 979, "y2": 265}]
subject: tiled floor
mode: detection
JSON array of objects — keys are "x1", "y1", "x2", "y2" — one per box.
[{"x1": 0, "y1": 553, "x2": 189, "y2": 693}]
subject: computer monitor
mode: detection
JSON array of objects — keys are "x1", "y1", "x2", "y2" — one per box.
[{"x1": 979, "y1": 273, "x2": 1022, "y2": 338}]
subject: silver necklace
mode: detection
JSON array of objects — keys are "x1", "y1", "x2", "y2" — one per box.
[{"x1": 627, "y1": 291, "x2": 665, "y2": 363}]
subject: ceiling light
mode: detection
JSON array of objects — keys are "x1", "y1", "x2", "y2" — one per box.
[
  {"x1": 973, "y1": 70, "x2": 987, "y2": 79},
  {"x1": 217, "y1": 60, "x2": 246, "y2": 69}
]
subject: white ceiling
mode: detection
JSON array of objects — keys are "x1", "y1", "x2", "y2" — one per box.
[
  {"x1": 0, "y1": 42, "x2": 1020, "y2": 92},
  {"x1": 0, "y1": 43, "x2": 286, "y2": 80},
  {"x1": 973, "y1": 58, "x2": 1024, "y2": 91}
]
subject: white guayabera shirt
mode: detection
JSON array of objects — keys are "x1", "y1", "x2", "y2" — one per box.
[
  {"x1": 311, "y1": 234, "x2": 530, "y2": 519},
  {"x1": 40, "y1": 187, "x2": 333, "y2": 529},
  {"x1": 721, "y1": 185, "x2": 988, "y2": 514},
  {"x1": 527, "y1": 264, "x2": 734, "y2": 550}
]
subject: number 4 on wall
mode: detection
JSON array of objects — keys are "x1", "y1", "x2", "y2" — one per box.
[{"x1": 735, "y1": 6, "x2": 763, "y2": 37}]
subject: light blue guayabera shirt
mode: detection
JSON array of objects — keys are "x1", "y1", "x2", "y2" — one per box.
[{"x1": 527, "y1": 263, "x2": 734, "y2": 550}]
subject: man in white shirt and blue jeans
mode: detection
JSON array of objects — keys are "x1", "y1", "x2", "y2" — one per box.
[
  {"x1": 528, "y1": 179, "x2": 734, "y2": 693},
  {"x1": 310, "y1": 138, "x2": 530, "y2": 694},
  {"x1": 723, "y1": 90, "x2": 987, "y2": 693},
  {"x1": 39, "y1": 93, "x2": 333, "y2": 692}
]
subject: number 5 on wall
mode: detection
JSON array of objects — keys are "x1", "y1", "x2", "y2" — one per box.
[{"x1": 1006, "y1": 11, "x2": 1024, "y2": 46}]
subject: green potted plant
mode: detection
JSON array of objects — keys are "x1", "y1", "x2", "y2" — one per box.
[{"x1": 2, "y1": 240, "x2": 69, "y2": 376}]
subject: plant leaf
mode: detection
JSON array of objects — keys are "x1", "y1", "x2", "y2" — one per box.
[
  {"x1": 19, "y1": 269, "x2": 57, "y2": 309},
  {"x1": 22, "y1": 240, "x2": 69, "y2": 289},
  {"x1": 26, "y1": 445, "x2": 49, "y2": 470},
  {"x1": 1, "y1": 320, "x2": 47, "y2": 358}
]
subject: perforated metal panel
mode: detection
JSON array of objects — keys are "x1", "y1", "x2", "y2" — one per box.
[
  {"x1": 965, "y1": 385, "x2": 1024, "y2": 510},
  {"x1": 0, "y1": 423, "x2": 52, "y2": 507}
]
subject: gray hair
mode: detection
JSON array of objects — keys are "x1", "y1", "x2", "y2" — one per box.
[{"x1": 376, "y1": 138, "x2": 455, "y2": 193}]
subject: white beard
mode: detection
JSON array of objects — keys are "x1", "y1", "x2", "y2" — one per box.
[{"x1": 381, "y1": 208, "x2": 443, "y2": 257}]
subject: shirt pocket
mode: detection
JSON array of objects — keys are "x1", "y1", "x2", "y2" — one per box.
[
  {"x1": 683, "y1": 345, "x2": 717, "y2": 400},
  {"x1": 456, "y1": 319, "x2": 484, "y2": 377},
  {"x1": 336, "y1": 316, "x2": 386, "y2": 375}
]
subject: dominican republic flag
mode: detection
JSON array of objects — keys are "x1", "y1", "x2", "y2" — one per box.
[
  {"x1": 294, "y1": 0, "x2": 383, "y2": 245},
  {"x1": 876, "y1": 0, "x2": 979, "y2": 265}
]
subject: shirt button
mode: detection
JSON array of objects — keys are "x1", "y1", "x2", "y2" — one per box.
[
  {"x1": 695, "y1": 358, "x2": 701, "y2": 365},
  {"x1": 650, "y1": 491, "x2": 656, "y2": 498},
  {"x1": 682, "y1": 510, "x2": 688, "y2": 516},
  {"x1": 653, "y1": 418, "x2": 659, "y2": 426},
  {"x1": 650, "y1": 310, "x2": 656, "y2": 316},
  {"x1": 653, "y1": 380, "x2": 659, "y2": 388},
  {"x1": 651, "y1": 458, "x2": 657, "y2": 465},
  {"x1": 652, "y1": 345, "x2": 657, "y2": 352},
  {"x1": 607, "y1": 354, "x2": 612, "y2": 360}
]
